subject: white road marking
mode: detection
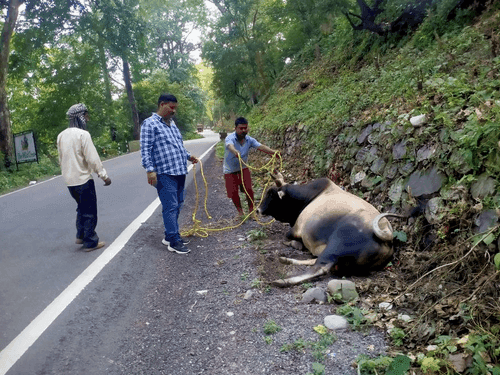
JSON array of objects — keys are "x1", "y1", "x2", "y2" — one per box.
[{"x1": 0, "y1": 142, "x2": 217, "y2": 375}]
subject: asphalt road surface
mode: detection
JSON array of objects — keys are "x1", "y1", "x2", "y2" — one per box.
[{"x1": 0, "y1": 130, "x2": 219, "y2": 374}]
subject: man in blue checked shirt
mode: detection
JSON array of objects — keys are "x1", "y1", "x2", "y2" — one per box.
[{"x1": 140, "y1": 94, "x2": 199, "y2": 254}]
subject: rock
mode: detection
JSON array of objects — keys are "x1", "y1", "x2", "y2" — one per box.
[
  {"x1": 440, "y1": 184, "x2": 467, "y2": 201},
  {"x1": 416, "y1": 144, "x2": 438, "y2": 162},
  {"x1": 352, "y1": 171, "x2": 366, "y2": 185},
  {"x1": 29, "y1": 181, "x2": 37, "y2": 186},
  {"x1": 398, "y1": 314, "x2": 412, "y2": 322},
  {"x1": 196, "y1": 290, "x2": 208, "y2": 296},
  {"x1": 471, "y1": 174, "x2": 497, "y2": 200},
  {"x1": 357, "y1": 124, "x2": 373, "y2": 144},
  {"x1": 392, "y1": 140, "x2": 407, "y2": 160},
  {"x1": 379, "y1": 302, "x2": 393, "y2": 311},
  {"x1": 367, "y1": 132, "x2": 381, "y2": 144},
  {"x1": 474, "y1": 209, "x2": 499, "y2": 233},
  {"x1": 244, "y1": 290, "x2": 254, "y2": 300},
  {"x1": 324, "y1": 315, "x2": 349, "y2": 330},
  {"x1": 425, "y1": 197, "x2": 447, "y2": 224},
  {"x1": 361, "y1": 175, "x2": 382, "y2": 189},
  {"x1": 406, "y1": 166, "x2": 446, "y2": 197},
  {"x1": 370, "y1": 158, "x2": 386, "y2": 174},
  {"x1": 385, "y1": 164, "x2": 398, "y2": 179},
  {"x1": 302, "y1": 287, "x2": 327, "y2": 304},
  {"x1": 449, "y1": 150, "x2": 473, "y2": 174},
  {"x1": 327, "y1": 279, "x2": 358, "y2": 302},
  {"x1": 399, "y1": 162, "x2": 415, "y2": 176},
  {"x1": 448, "y1": 353, "x2": 473, "y2": 373},
  {"x1": 388, "y1": 178, "x2": 404, "y2": 203},
  {"x1": 410, "y1": 114, "x2": 427, "y2": 126},
  {"x1": 355, "y1": 147, "x2": 370, "y2": 162}
]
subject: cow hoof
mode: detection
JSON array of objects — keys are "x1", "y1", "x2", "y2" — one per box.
[
  {"x1": 271, "y1": 279, "x2": 290, "y2": 288},
  {"x1": 279, "y1": 256, "x2": 292, "y2": 264}
]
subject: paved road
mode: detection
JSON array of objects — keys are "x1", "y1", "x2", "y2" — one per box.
[{"x1": 0, "y1": 130, "x2": 219, "y2": 374}]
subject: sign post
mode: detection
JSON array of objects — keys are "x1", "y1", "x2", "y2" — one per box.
[{"x1": 13, "y1": 130, "x2": 39, "y2": 170}]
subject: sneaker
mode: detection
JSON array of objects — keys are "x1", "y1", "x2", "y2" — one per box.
[
  {"x1": 84, "y1": 241, "x2": 105, "y2": 252},
  {"x1": 165, "y1": 240, "x2": 190, "y2": 254},
  {"x1": 162, "y1": 238, "x2": 190, "y2": 247},
  {"x1": 75, "y1": 238, "x2": 83, "y2": 244}
]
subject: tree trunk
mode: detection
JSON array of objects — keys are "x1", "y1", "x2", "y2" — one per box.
[
  {"x1": 122, "y1": 56, "x2": 140, "y2": 140},
  {"x1": 98, "y1": 41, "x2": 113, "y2": 106},
  {"x1": 0, "y1": 0, "x2": 22, "y2": 168}
]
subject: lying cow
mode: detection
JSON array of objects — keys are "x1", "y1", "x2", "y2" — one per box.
[{"x1": 257, "y1": 172, "x2": 402, "y2": 287}]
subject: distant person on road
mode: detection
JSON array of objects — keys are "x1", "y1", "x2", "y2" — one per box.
[
  {"x1": 140, "y1": 93, "x2": 199, "y2": 255},
  {"x1": 224, "y1": 117, "x2": 279, "y2": 217},
  {"x1": 57, "y1": 103, "x2": 111, "y2": 252}
]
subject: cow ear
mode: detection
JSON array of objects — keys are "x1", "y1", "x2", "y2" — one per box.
[
  {"x1": 278, "y1": 190, "x2": 285, "y2": 199},
  {"x1": 270, "y1": 171, "x2": 286, "y2": 187}
]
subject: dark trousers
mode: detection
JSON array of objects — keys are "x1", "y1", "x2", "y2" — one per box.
[
  {"x1": 68, "y1": 179, "x2": 99, "y2": 248},
  {"x1": 156, "y1": 174, "x2": 185, "y2": 244}
]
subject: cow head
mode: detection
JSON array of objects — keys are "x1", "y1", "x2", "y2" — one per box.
[
  {"x1": 258, "y1": 185, "x2": 285, "y2": 218},
  {"x1": 258, "y1": 172, "x2": 285, "y2": 218},
  {"x1": 258, "y1": 172, "x2": 299, "y2": 224}
]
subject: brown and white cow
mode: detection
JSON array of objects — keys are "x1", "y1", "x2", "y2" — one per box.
[{"x1": 257, "y1": 172, "x2": 402, "y2": 287}]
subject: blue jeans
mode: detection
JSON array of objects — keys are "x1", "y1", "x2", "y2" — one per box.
[
  {"x1": 68, "y1": 179, "x2": 99, "y2": 248},
  {"x1": 156, "y1": 174, "x2": 186, "y2": 244}
]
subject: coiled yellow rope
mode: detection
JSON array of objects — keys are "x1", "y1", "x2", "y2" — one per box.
[{"x1": 181, "y1": 151, "x2": 283, "y2": 238}]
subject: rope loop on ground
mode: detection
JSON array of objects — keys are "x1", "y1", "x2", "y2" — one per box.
[{"x1": 181, "y1": 150, "x2": 283, "y2": 238}]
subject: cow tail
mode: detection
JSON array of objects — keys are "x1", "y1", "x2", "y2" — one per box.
[{"x1": 372, "y1": 213, "x2": 405, "y2": 241}]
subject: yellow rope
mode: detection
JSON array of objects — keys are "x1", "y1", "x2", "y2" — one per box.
[{"x1": 180, "y1": 150, "x2": 283, "y2": 238}]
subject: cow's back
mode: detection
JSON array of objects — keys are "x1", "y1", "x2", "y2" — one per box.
[{"x1": 293, "y1": 183, "x2": 392, "y2": 252}]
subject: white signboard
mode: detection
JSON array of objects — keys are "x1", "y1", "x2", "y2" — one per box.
[{"x1": 14, "y1": 131, "x2": 38, "y2": 164}]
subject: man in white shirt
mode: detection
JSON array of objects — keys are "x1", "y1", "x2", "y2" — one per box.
[{"x1": 57, "y1": 103, "x2": 111, "y2": 251}]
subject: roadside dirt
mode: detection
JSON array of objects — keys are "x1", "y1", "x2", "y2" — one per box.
[{"x1": 108, "y1": 148, "x2": 389, "y2": 375}]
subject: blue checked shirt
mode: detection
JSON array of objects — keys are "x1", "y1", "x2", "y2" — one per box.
[{"x1": 140, "y1": 113, "x2": 191, "y2": 175}]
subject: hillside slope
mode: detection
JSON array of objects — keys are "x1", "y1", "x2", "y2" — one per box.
[{"x1": 249, "y1": 5, "x2": 500, "y2": 373}]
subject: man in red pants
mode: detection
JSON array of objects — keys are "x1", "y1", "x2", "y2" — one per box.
[{"x1": 224, "y1": 117, "x2": 279, "y2": 217}]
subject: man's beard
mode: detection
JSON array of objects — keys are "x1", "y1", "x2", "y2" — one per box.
[{"x1": 237, "y1": 133, "x2": 246, "y2": 140}]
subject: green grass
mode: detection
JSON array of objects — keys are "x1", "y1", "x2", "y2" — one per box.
[{"x1": 0, "y1": 155, "x2": 61, "y2": 195}]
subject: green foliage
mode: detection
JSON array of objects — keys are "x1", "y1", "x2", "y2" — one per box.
[
  {"x1": 215, "y1": 142, "x2": 225, "y2": 159},
  {"x1": 301, "y1": 282, "x2": 314, "y2": 290},
  {"x1": 0, "y1": 156, "x2": 60, "y2": 195},
  {"x1": 250, "y1": 278, "x2": 262, "y2": 288},
  {"x1": 420, "y1": 357, "x2": 441, "y2": 374},
  {"x1": 247, "y1": 228, "x2": 267, "y2": 242},
  {"x1": 263, "y1": 336, "x2": 273, "y2": 344},
  {"x1": 463, "y1": 334, "x2": 500, "y2": 375},
  {"x1": 389, "y1": 327, "x2": 406, "y2": 347},
  {"x1": 336, "y1": 305, "x2": 368, "y2": 331},
  {"x1": 356, "y1": 354, "x2": 411, "y2": 375},
  {"x1": 263, "y1": 320, "x2": 281, "y2": 335},
  {"x1": 281, "y1": 328, "x2": 336, "y2": 371},
  {"x1": 494, "y1": 253, "x2": 500, "y2": 270},
  {"x1": 306, "y1": 362, "x2": 325, "y2": 375},
  {"x1": 393, "y1": 230, "x2": 408, "y2": 243}
]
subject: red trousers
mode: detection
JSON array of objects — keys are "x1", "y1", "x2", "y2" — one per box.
[{"x1": 224, "y1": 168, "x2": 254, "y2": 212}]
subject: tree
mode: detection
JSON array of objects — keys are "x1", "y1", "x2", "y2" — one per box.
[
  {"x1": 0, "y1": 0, "x2": 82, "y2": 168},
  {"x1": 202, "y1": 0, "x2": 285, "y2": 111},
  {"x1": 0, "y1": 0, "x2": 22, "y2": 167}
]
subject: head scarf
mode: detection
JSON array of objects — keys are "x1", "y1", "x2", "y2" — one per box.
[{"x1": 67, "y1": 103, "x2": 88, "y2": 130}]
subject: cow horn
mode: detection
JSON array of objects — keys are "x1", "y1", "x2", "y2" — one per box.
[
  {"x1": 278, "y1": 190, "x2": 285, "y2": 199},
  {"x1": 270, "y1": 171, "x2": 286, "y2": 187},
  {"x1": 372, "y1": 213, "x2": 405, "y2": 241}
]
